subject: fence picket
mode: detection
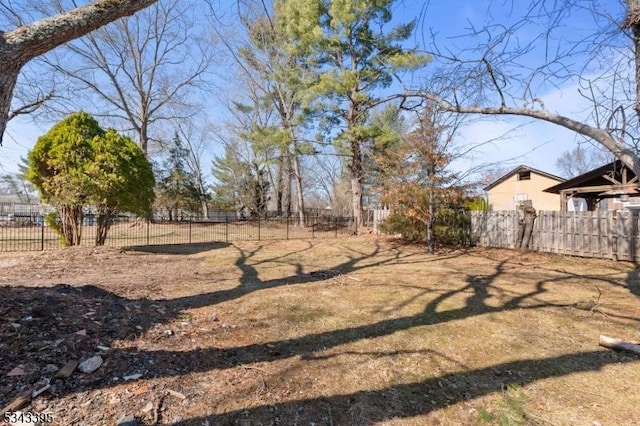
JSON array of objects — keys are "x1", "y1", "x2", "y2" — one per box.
[{"x1": 468, "y1": 209, "x2": 640, "y2": 262}]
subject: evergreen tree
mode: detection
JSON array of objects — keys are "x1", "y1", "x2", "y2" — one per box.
[
  {"x1": 211, "y1": 144, "x2": 271, "y2": 219},
  {"x1": 28, "y1": 112, "x2": 104, "y2": 245},
  {"x1": 155, "y1": 134, "x2": 202, "y2": 220},
  {"x1": 236, "y1": 6, "x2": 311, "y2": 223},
  {"x1": 28, "y1": 111, "x2": 154, "y2": 246},
  {"x1": 276, "y1": 0, "x2": 428, "y2": 231},
  {"x1": 363, "y1": 104, "x2": 408, "y2": 206},
  {"x1": 88, "y1": 129, "x2": 155, "y2": 245}
]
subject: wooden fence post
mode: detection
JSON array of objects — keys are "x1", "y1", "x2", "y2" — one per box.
[
  {"x1": 611, "y1": 211, "x2": 618, "y2": 261},
  {"x1": 632, "y1": 210, "x2": 640, "y2": 262}
]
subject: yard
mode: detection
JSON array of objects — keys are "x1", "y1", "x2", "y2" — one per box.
[{"x1": 1, "y1": 237, "x2": 639, "y2": 425}]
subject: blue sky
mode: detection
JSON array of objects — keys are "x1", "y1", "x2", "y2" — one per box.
[{"x1": 0, "y1": 0, "x2": 629, "y2": 181}]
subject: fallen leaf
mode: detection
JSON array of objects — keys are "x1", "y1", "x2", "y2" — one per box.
[
  {"x1": 7, "y1": 366, "x2": 26, "y2": 376},
  {"x1": 167, "y1": 389, "x2": 186, "y2": 400},
  {"x1": 54, "y1": 360, "x2": 79, "y2": 379},
  {"x1": 133, "y1": 385, "x2": 149, "y2": 395}
]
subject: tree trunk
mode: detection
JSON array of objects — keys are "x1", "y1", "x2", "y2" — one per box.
[
  {"x1": 200, "y1": 197, "x2": 209, "y2": 221},
  {"x1": 283, "y1": 153, "x2": 292, "y2": 218},
  {"x1": 95, "y1": 208, "x2": 114, "y2": 246},
  {"x1": 59, "y1": 204, "x2": 83, "y2": 246},
  {"x1": 517, "y1": 200, "x2": 537, "y2": 250},
  {"x1": 283, "y1": 121, "x2": 303, "y2": 224},
  {"x1": 633, "y1": 22, "x2": 640, "y2": 118},
  {"x1": 194, "y1": 176, "x2": 209, "y2": 220},
  {"x1": 139, "y1": 119, "x2": 149, "y2": 157},
  {"x1": 426, "y1": 188, "x2": 434, "y2": 254},
  {"x1": 516, "y1": 204, "x2": 526, "y2": 248},
  {"x1": 350, "y1": 138, "x2": 364, "y2": 234},
  {"x1": 625, "y1": 0, "x2": 640, "y2": 117},
  {"x1": 274, "y1": 151, "x2": 292, "y2": 218},
  {"x1": 275, "y1": 158, "x2": 284, "y2": 217},
  {"x1": 291, "y1": 153, "x2": 305, "y2": 226},
  {"x1": 0, "y1": 0, "x2": 158, "y2": 145},
  {"x1": 0, "y1": 69, "x2": 20, "y2": 141}
]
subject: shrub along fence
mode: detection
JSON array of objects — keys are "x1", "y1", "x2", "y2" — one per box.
[
  {"x1": 0, "y1": 213, "x2": 355, "y2": 252},
  {"x1": 470, "y1": 210, "x2": 640, "y2": 262}
]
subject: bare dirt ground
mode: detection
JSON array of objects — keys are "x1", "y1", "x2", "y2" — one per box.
[{"x1": 1, "y1": 237, "x2": 639, "y2": 425}]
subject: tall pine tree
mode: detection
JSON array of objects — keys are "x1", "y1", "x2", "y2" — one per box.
[{"x1": 276, "y1": 0, "x2": 428, "y2": 231}]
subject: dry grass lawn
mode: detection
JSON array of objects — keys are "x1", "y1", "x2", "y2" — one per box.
[{"x1": 1, "y1": 237, "x2": 639, "y2": 425}]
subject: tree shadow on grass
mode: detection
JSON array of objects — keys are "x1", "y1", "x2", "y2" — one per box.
[
  {"x1": 0, "y1": 240, "x2": 422, "y2": 406},
  {"x1": 625, "y1": 263, "x2": 640, "y2": 299},
  {"x1": 172, "y1": 349, "x2": 638, "y2": 425},
  {"x1": 1, "y1": 242, "x2": 638, "y2": 423},
  {"x1": 123, "y1": 242, "x2": 230, "y2": 255}
]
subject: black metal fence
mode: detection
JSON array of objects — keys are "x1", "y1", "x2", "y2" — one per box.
[{"x1": 0, "y1": 213, "x2": 356, "y2": 252}]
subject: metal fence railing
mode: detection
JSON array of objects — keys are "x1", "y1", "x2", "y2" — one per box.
[{"x1": 0, "y1": 215, "x2": 356, "y2": 252}]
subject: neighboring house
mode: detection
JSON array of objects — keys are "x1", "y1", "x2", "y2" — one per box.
[
  {"x1": 0, "y1": 194, "x2": 42, "y2": 224},
  {"x1": 484, "y1": 165, "x2": 565, "y2": 211}
]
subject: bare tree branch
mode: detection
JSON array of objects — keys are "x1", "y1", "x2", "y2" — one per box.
[
  {"x1": 0, "y1": 0, "x2": 158, "y2": 145},
  {"x1": 2, "y1": 0, "x2": 157, "y2": 63},
  {"x1": 42, "y1": 0, "x2": 212, "y2": 155},
  {"x1": 7, "y1": 89, "x2": 55, "y2": 121},
  {"x1": 405, "y1": 90, "x2": 640, "y2": 175},
  {"x1": 412, "y1": 0, "x2": 640, "y2": 180}
]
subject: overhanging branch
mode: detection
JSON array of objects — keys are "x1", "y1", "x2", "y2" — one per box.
[
  {"x1": 8, "y1": 90, "x2": 56, "y2": 121},
  {"x1": 393, "y1": 90, "x2": 640, "y2": 177}
]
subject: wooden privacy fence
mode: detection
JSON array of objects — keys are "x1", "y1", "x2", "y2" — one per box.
[
  {"x1": 372, "y1": 207, "x2": 391, "y2": 235},
  {"x1": 470, "y1": 210, "x2": 640, "y2": 261}
]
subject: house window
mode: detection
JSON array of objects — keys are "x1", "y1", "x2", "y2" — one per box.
[{"x1": 517, "y1": 171, "x2": 531, "y2": 181}]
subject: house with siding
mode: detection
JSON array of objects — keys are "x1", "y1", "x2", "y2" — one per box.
[{"x1": 484, "y1": 165, "x2": 565, "y2": 211}]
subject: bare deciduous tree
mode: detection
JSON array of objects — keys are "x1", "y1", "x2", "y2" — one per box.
[
  {"x1": 174, "y1": 119, "x2": 213, "y2": 219},
  {"x1": 555, "y1": 145, "x2": 613, "y2": 178},
  {"x1": 0, "y1": 0, "x2": 158, "y2": 145},
  {"x1": 402, "y1": 1, "x2": 640, "y2": 176},
  {"x1": 43, "y1": 0, "x2": 211, "y2": 156}
]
